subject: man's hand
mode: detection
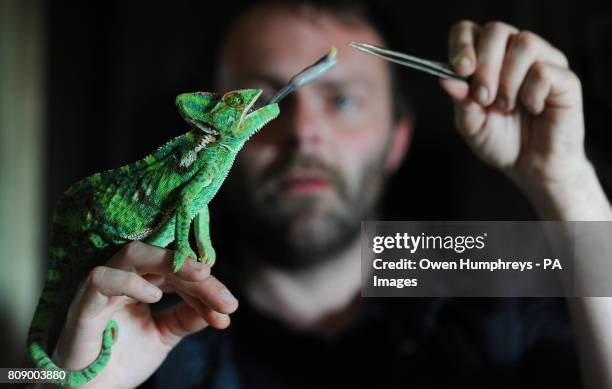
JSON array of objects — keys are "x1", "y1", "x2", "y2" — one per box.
[
  {"x1": 51, "y1": 241, "x2": 238, "y2": 388},
  {"x1": 438, "y1": 23, "x2": 612, "y2": 389},
  {"x1": 440, "y1": 20, "x2": 588, "y2": 190}
]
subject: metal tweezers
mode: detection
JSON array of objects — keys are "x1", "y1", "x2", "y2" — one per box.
[{"x1": 349, "y1": 41, "x2": 467, "y2": 82}]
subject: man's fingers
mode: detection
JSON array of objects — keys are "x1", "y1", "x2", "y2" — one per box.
[
  {"x1": 154, "y1": 302, "x2": 211, "y2": 348},
  {"x1": 76, "y1": 266, "x2": 162, "y2": 320},
  {"x1": 170, "y1": 273, "x2": 239, "y2": 315},
  {"x1": 497, "y1": 31, "x2": 569, "y2": 112},
  {"x1": 519, "y1": 62, "x2": 581, "y2": 115},
  {"x1": 449, "y1": 20, "x2": 479, "y2": 76},
  {"x1": 439, "y1": 78, "x2": 469, "y2": 101},
  {"x1": 472, "y1": 21, "x2": 518, "y2": 106},
  {"x1": 449, "y1": 21, "x2": 570, "y2": 115},
  {"x1": 144, "y1": 269, "x2": 238, "y2": 330},
  {"x1": 439, "y1": 78, "x2": 487, "y2": 138},
  {"x1": 174, "y1": 289, "x2": 232, "y2": 330},
  {"x1": 174, "y1": 288, "x2": 210, "y2": 318},
  {"x1": 142, "y1": 274, "x2": 177, "y2": 293},
  {"x1": 107, "y1": 241, "x2": 211, "y2": 282},
  {"x1": 154, "y1": 297, "x2": 232, "y2": 348}
]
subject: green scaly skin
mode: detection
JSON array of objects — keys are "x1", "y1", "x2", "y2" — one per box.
[{"x1": 27, "y1": 89, "x2": 279, "y2": 387}]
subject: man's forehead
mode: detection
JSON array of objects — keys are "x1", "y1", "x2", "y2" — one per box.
[{"x1": 219, "y1": 6, "x2": 388, "y2": 85}]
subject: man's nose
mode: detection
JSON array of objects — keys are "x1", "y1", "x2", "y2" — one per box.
[{"x1": 287, "y1": 94, "x2": 324, "y2": 151}]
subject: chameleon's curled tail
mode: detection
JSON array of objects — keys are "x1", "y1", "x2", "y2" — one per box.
[
  {"x1": 27, "y1": 320, "x2": 118, "y2": 387},
  {"x1": 26, "y1": 251, "x2": 119, "y2": 387}
]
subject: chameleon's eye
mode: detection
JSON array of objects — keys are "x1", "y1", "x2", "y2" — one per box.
[{"x1": 224, "y1": 93, "x2": 244, "y2": 108}]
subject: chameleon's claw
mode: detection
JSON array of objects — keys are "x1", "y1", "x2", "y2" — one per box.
[
  {"x1": 201, "y1": 248, "x2": 216, "y2": 268},
  {"x1": 173, "y1": 247, "x2": 198, "y2": 272}
]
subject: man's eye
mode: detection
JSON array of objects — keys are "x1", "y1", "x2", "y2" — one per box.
[{"x1": 332, "y1": 94, "x2": 355, "y2": 111}]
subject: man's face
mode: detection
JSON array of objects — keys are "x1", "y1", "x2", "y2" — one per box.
[{"x1": 218, "y1": 7, "x2": 408, "y2": 267}]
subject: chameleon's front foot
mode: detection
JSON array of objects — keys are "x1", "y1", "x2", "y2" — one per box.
[
  {"x1": 173, "y1": 246, "x2": 197, "y2": 272},
  {"x1": 200, "y1": 246, "x2": 216, "y2": 267},
  {"x1": 194, "y1": 207, "x2": 216, "y2": 268}
]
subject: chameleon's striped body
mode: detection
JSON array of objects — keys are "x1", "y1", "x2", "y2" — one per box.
[{"x1": 27, "y1": 89, "x2": 279, "y2": 387}]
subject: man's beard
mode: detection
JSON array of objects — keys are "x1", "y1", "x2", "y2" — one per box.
[{"x1": 225, "y1": 148, "x2": 389, "y2": 270}]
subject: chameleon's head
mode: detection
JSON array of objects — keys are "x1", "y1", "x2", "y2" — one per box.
[{"x1": 176, "y1": 89, "x2": 279, "y2": 143}]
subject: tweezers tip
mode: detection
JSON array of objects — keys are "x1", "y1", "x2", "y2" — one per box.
[{"x1": 329, "y1": 45, "x2": 337, "y2": 57}]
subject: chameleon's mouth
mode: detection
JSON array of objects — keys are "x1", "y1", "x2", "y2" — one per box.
[
  {"x1": 243, "y1": 93, "x2": 279, "y2": 133},
  {"x1": 201, "y1": 90, "x2": 277, "y2": 142}
]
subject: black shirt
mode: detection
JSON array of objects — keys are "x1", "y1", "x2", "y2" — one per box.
[{"x1": 142, "y1": 296, "x2": 581, "y2": 388}]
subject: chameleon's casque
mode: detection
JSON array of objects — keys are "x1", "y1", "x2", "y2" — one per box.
[{"x1": 27, "y1": 89, "x2": 279, "y2": 386}]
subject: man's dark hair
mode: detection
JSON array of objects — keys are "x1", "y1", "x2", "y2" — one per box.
[{"x1": 216, "y1": 0, "x2": 413, "y2": 124}]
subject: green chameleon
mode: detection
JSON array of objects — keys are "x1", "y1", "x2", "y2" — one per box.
[{"x1": 27, "y1": 89, "x2": 280, "y2": 387}]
